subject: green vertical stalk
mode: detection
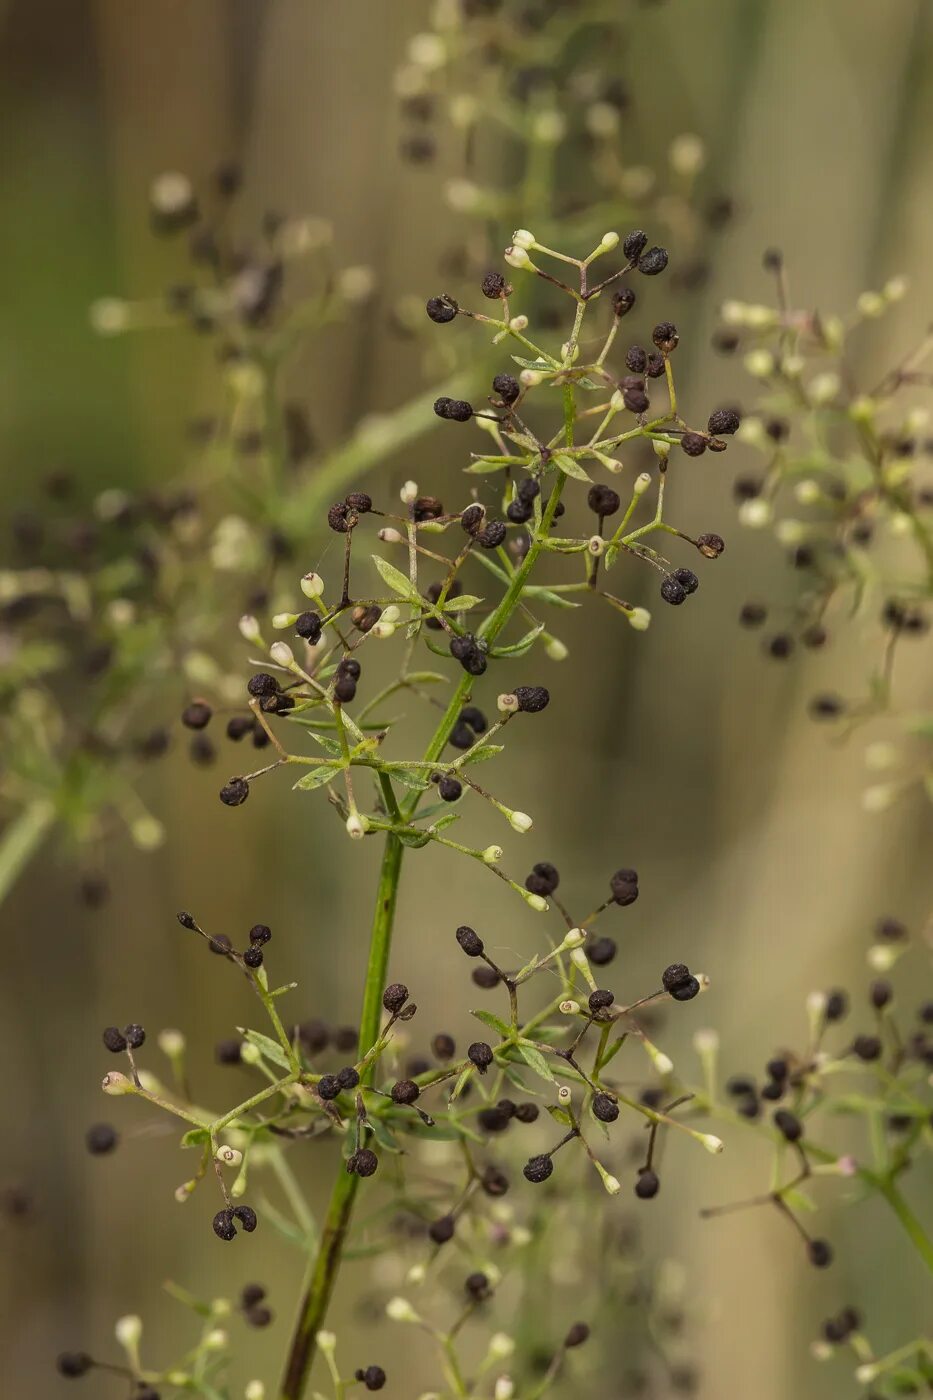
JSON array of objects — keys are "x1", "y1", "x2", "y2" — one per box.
[
  {"x1": 279, "y1": 826, "x2": 405, "y2": 1400},
  {"x1": 279, "y1": 383, "x2": 577, "y2": 1400}
]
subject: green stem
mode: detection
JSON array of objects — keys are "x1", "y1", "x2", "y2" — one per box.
[
  {"x1": 279, "y1": 384, "x2": 576, "y2": 1399},
  {"x1": 279, "y1": 826, "x2": 405, "y2": 1400},
  {"x1": 0, "y1": 800, "x2": 55, "y2": 909},
  {"x1": 876, "y1": 1176, "x2": 933, "y2": 1274}
]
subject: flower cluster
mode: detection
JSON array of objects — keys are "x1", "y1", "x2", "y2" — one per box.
[{"x1": 716, "y1": 252, "x2": 933, "y2": 812}]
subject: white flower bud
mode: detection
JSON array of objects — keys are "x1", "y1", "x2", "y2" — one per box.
[
  {"x1": 809, "y1": 372, "x2": 840, "y2": 404},
  {"x1": 867, "y1": 943, "x2": 898, "y2": 972},
  {"x1": 738, "y1": 498, "x2": 772, "y2": 529},
  {"x1": 522, "y1": 891, "x2": 548, "y2": 913},
  {"x1": 89, "y1": 297, "x2": 131, "y2": 335},
  {"x1": 884, "y1": 275, "x2": 908, "y2": 301},
  {"x1": 406, "y1": 1262, "x2": 427, "y2": 1284},
  {"x1": 700, "y1": 1133, "x2": 724, "y2": 1154},
  {"x1": 240, "y1": 1042, "x2": 262, "y2": 1066},
  {"x1": 449, "y1": 93, "x2": 477, "y2": 128},
  {"x1": 158, "y1": 1028, "x2": 185, "y2": 1057},
  {"x1": 508, "y1": 313, "x2": 528, "y2": 331},
  {"x1": 627, "y1": 607, "x2": 651, "y2": 631},
  {"x1": 586, "y1": 101, "x2": 620, "y2": 137},
  {"x1": 596, "y1": 1163, "x2": 622, "y2": 1194},
  {"x1": 669, "y1": 132, "x2": 706, "y2": 176},
  {"x1": 239, "y1": 614, "x2": 263, "y2": 645},
  {"x1": 720, "y1": 299, "x2": 748, "y2": 325},
  {"x1": 346, "y1": 814, "x2": 368, "y2": 840},
  {"x1": 532, "y1": 111, "x2": 565, "y2": 144},
  {"x1": 300, "y1": 572, "x2": 324, "y2": 598},
  {"x1": 864, "y1": 741, "x2": 897, "y2": 771},
  {"x1": 269, "y1": 641, "x2": 295, "y2": 668},
  {"x1": 379, "y1": 527, "x2": 404, "y2": 544},
  {"x1": 102, "y1": 1071, "x2": 132, "y2": 1096},
  {"x1": 497, "y1": 692, "x2": 520, "y2": 713},
  {"x1": 509, "y1": 810, "x2": 533, "y2": 833},
  {"x1": 400, "y1": 480, "x2": 419, "y2": 505},
  {"x1": 316, "y1": 1330, "x2": 337, "y2": 1353},
  {"x1": 482, "y1": 845, "x2": 503, "y2": 864},
  {"x1": 849, "y1": 396, "x2": 875, "y2": 424},
  {"x1": 488, "y1": 1333, "x2": 515, "y2": 1362},
  {"x1": 131, "y1": 815, "x2": 164, "y2": 851},
  {"x1": 445, "y1": 178, "x2": 481, "y2": 212},
  {"x1": 511, "y1": 228, "x2": 535, "y2": 249},
  {"x1": 746, "y1": 304, "x2": 779, "y2": 330},
  {"x1": 794, "y1": 479, "x2": 820, "y2": 505},
  {"x1": 204, "y1": 1328, "x2": 228, "y2": 1351},
  {"x1": 557, "y1": 1084, "x2": 572, "y2": 1105},
  {"x1": 337, "y1": 266, "x2": 375, "y2": 304},
  {"x1": 245, "y1": 1383, "x2": 266, "y2": 1400},
  {"x1": 272, "y1": 612, "x2": 299, "y2": 630},
  {"x1": 115, "y1": 1315, "x2": 143, "y2": 1349},
  {"x1": 381, "y1": 604, "x2": 401, "y2": 624},
  {"x1": 215, "y1": 1145, "x2": 242, "y2": 1168},
  {"x1": 775, "y1": 518, "x2": 806, "y2": 547},
  {"x1": 633, "y1": 472, "x2": 652, "y2": 496},
  {"x1": 559, "y1": 1000, "x2": 581, "y2": 1015},
  {"x1": 371, "y1": 621, "x2": 396, "y2": 639},
  {"x1": 862, "y1": 784, "x2": 895, "y2": 814},
  {"x1": 409, "y1": 32, "x2": 446, "y2": 69},
  {"x1": 494, "y1": 1377, "x2": 515, "y2": 1400},
  {"x1": 744, "y1": 349, "x2": 774, "y2": 379},
  {"x1": 692, "y1": 1028, "x2": 719, "y2": 1055},
  {"x1": 587, "y1": 535, "x2": 605, "y2": 556},
  {"x1": 597, "y1": 230, "x2": 620, "y2": 251},
  {"x1": 561, "y1": 927, "x2": 586, "y2": 950},
  {"x1": 386, "y1": 1296, "x2": 420, "y2": 1323},
  {"x1": 519, "y1": 368, "x2": 542, "y2": 386},
  {"x1": 856, "y1": 291, "x2": 885, "y2": 318},
  {"x1": 545, "y1": 637, "x2": 568, "y2": 660},
  {"x1": 150, "y1": 170, "x2": 194, "y2": 215}
]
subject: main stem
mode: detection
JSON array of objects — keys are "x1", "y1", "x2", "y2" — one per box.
[
  {"x1": 280, "y1": 827, "x2": 404, "y2": 1400},
  {"x1": 280, "y1": 383, "x2": 577, "y2": 1400}
]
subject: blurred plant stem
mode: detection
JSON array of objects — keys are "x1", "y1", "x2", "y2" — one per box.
[{"x1": 0, "y1": 800, "x2": 55, "y2": 909}]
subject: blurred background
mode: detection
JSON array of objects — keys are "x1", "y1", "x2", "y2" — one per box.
[{"x1": 1, "y1": 0, "x2": 931, "y2": 1396}]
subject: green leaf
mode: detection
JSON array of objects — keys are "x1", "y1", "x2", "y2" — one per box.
[
  {"x1": 293, "y1": 762, "x2": 343, "y2": 791},
  {"x1": 397, "y1": 828, "x2": 431, "y2": 848},
  {"x1": 371, "y1": 553, "x2": 419, "y2": 601},
  {"x1": 511, "y1": 355, "x2": 553, "y2": 371},
  {"x1": 404, "y1": 671, "x2": 448, "y2": 686},
  {"x1": 461, "y1": 743, "x2": 503, "y2": 765},
  {"x1": 256, "y1": 1194, "x2": 312, "y2": 1248},
  {"x1": 472, "y1": 1009, "x2": 511, "y2": 1038},
  {"x1": 489, "y1": 622, "x2": 544, "y2": 658},
  {"x1": 180, "y1": 1128, "x2": 209, "y2": 1148},
  {"x1": 553, "y1": 453, "x2": 592, "y2": 482},
  {"x1": 546, "y1": 1104, "x2": 572, "y2": 1126},
  {"x1": 241, "y1": 1028, "x2": 293, "y2": 1071},
  {"x1": 465, "y1": 458, "x2": 512, "y2": 475},
  {"x1": 783, "y1": 1187, "x2": 817, "y2": 1213},
  {"x1": 523, "y1": 586, "x2": 582, "y2": 610},
  {"x1": 448, "y1": 1066, "x2": 473, "y2": 1104},
  {"x1": 442, "y1": 594, "x2": 484, "y2": 612},
  {"x1": 425, "y1": 811, "x2": 461, "y2": 833},
  {"x1": 384, "y1": 764, "x2": 432, "y2": 792},
  {"x1": 366, "y1": 1117, "x2": 404, "y2": 1155},
  {"x1": 517, "y1": 1041, "x2": 556, "y2": 1083}
]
